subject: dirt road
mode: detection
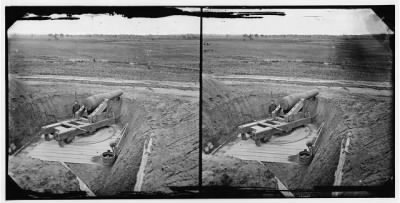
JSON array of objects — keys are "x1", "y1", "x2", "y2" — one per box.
[{"x1": 209, "y1": 74, "x2": 391, "y2": 90}]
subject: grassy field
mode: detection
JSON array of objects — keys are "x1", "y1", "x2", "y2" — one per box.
[
  {"x1": 204, "y1": 35, "x2": 392, "y2": 82},
  {"x1": 8, "y1": 35, "x2": 199, "y2": 82},
  {"x1": 9, "y1": 35, "x2": 392, "y2": 83}
]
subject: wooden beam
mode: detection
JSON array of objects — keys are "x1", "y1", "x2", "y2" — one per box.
[
  {"x1": 134, "y1": 137, "x2": 152, "y2": 192},
  {"x1": 312, "y1": 122, "x2": 325, "y2": 152},
  {"x1": 60, "y1": 162, "x2": 95, "y2": 197},
  {"x1": 258, "y1": 122, "x2": 284, "y2": 131},
  {"x1": 332, "y1": 132, "x2": 351, "y2": 197}
]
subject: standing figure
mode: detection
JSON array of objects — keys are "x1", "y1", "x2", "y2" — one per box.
[
  {"x1": 268, "y1": 100, "x2": 277, "y2": 116},
  {"x1": 72, "y1": 101, "x2": 81, "y2": 118}
]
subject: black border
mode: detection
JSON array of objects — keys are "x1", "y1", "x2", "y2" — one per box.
[{"x1": 5, "y1": 5, "x2": 395, "y2": 199}]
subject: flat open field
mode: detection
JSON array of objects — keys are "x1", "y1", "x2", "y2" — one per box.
[
  {"x1": 204, "y1": 35, "x2": 392, "y2": 82},
  {"x1": 8, "y1": 35, "x2": 199, "y2": 196},
  {"x1": 9, "y1": 35, "x2": 199, "y2": 82}
]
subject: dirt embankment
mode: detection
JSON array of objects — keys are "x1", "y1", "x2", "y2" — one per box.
[
  {"x1": 8, "y1": 156, "x2": 81, "y2": 194},
  {"x1": 269, "y1": 95, "x2": 393, "y2": 193},
  {"x1": 8, "y1": 78, "x2": 93, "y2": 194},
  {"x1": 141, "y1": 101, "x2": 199, "y2": 192},
  {"x1": 203, "y1": 155, "x2": 277, "y2": 188},
  {"x1": 8, "y1": 77, "x2": 199, "y2": 195},
  {"x1": 202, "y1": 78, "x2": 279, "y2": 188},
  {"x1": 202, "y1": 78, "x2": 393, "y2": 194},
  {"x1": 335, "y1": 95, "x2": 393, "y2": 187},
  {"x1": 8, "y1": 78, "x2": 91, "y2": 151},
  {"x1": 8, "y1": 78, "x2": 147, "y2": 195},
  {"x1": 202, "y1": 78, "x2": 286, "y2": 150}
]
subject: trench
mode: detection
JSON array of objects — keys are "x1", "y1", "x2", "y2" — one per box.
[
  {"x1": 8, "y1": 79, "x2": 151, "y2": 195},
  {"x1": 202, "y1": 78, "x2": 374, "y2": 193}
]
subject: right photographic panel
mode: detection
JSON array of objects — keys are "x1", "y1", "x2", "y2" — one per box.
[{"x1": 201, "y1": 7, "x2": 394, "y2": 197}]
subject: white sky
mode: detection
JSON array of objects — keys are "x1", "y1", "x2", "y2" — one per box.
[
  {"x1": 204, "y1": 9, "x2": 393, "y2": 35},
  {"x1": 7, "y1": 8, "x2": 392, "y2": 35},
  {"x1": 8, "y1": 14, "x2": 201, "y2": 35}
]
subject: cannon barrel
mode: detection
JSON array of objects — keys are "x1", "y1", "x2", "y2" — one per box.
[
  {"x1": 83, "y1": 90, "x2": 123, "y2": 111},
  {"x1": 279, "y1": 89, "x2": 319, "y2": 111}
]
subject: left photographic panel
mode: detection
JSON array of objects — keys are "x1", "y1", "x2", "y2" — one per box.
[{"x1": 6, "y1": 7, "x2": 200, "y2": 198}]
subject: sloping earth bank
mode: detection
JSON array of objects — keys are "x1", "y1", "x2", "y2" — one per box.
[
  {"x1": 8, "y1": 77, "x2": 199, "y2": 196},
  {"x1": 202, "y1": 78, "x2": 393, "y2": 196},
  {"x1": 202, "y1": 154, "x2": 277, "y2": 188},
  {"x1": 141, "y1": 101, "x2": 199, "y2": 192}
]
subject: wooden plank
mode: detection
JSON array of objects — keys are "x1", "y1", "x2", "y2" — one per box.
[
  {"x1": 257, "y1": 160, "x2": 295, "y2": 197},
  {"x1": 27, "y1": 127, "x2": 117, "y2": 164},
  {"x1": 332, "y1": 134, "x2": 351, "y2": 197},
  {"x1": 55, "y1": 126, "x2": 73, "y2": 134},
  {"x1": 30, "y1": 149, "x2": 99, "y2": 157},
  {"x1": 30, "y1": 150, "x2": 101, "y2": 157},
  {"x1": 228, "y1": 152, "x2": 291, "y2": 159},
  {"x1": 238, "y1": 118, "x2": 273, "y2": 133},
  {"x1": 32, "y1": 145, "x2": 112, "y2": 153},
  {"x1": 30, "y1": 144, "x2": 108, "y2": 153},
  {"x1": 61, "y1": 123, "x2": 89, "y2": 133},
  {"x1": 30, "y1": 152, "x2": 97, "y2": 160},
  {"x1": 233, "y1": 155, "x2": 293, "y2": 164},
  {"x1": 239, "y1": 119, "x2": 269, "y2": 128},
  {"x1": 33, "y1": 142, "x2": 109, "y2": 152},
  {"x1": 251, "y1": 125, "x2": 270, "y2": 131},
  {"x1": 258, "y1": 122, "x2": 284, "y2": 131},
  {"x1": 275, "y1": 176, "x2": 295, "y2": 197},
  {"x1": 134, "y1": 137, "x2": 152, "y2": 192},
  {"x1": 232, "y1": 154, "x2": 291, "y2": 161},
  {"x1": 42, "y1": 118, "x2": 79, "y2": 129},
  {"x1": 228, "y1": 149, "x2": 301, "y2": 156},
  {"x1": 222, "y1": 125, "x2": 317, "y2": 164},
  {"x1": 275, "y1": 117, "x2": 286, "y2": 122},
  {"x1": 231, "y1": 144, "x2": 310, "y2": 151},
  {"x1": 29, "y1": 154, "x2": 97, "y2": 164},
  {"x1": 34, "y1": 143, "x2": 112, "y2": 151},
  {"x1": 312, "y1": 122, "x2": 325, "y2": 152},
  {"x1": 60, "y1": 162, "x2": 95, "y2": 196}
]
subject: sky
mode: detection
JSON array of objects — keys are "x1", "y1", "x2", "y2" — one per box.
[
  {"x1": 203, "y1": 9, "x2": 393, "y2": 35},
  {"x1": 8, "y1": 14, "x2": 201, "y2": 35},
  {"x1": 8, "y1": 8, "x2": 393, "y2": 35}
]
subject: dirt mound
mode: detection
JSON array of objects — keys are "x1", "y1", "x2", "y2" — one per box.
[
  {"x1": 334, "y1": 95, "x2": 393, "y2": 187},
  {"x1": 202, "y1": 78, "x2": 283, "y2": 150},
  {"x1": 141, "y1": 101, "x2": 199, "y2": 192},
  {"x1": 8, "y1": 156, "x2": 80, "y2": 194},
  {"x1": 203, "y1": 155, "x2": 277, "y2": 188},
  {"x1": 202, "y1": 78, "x2": 393, "y2": 194}
]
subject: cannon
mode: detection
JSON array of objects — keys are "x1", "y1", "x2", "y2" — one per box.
[
  {"x1": 41, "y1": 90, "x2": 123, "y2": 147},
  {"x1": 279, "y1": 89, "x2": 319, "y2": 111},
  {"x1": 83, "y1": 90, "x2": 123, "y2": 112},
  {"x1": 238, "y1": 90, "x2": 319, "y2": 146}
]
